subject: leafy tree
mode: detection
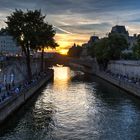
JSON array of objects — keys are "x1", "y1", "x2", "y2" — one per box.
[
  {"x1": 94, "y1": 34, "x2": 128, "y2": 70},
  {"x1": 87, "y1": 43, "x2": 96, "y2": 58},
  {"x1": 108, "y1": 34, "x2": 128, "y2": 60},
  {"x1": 121, "y1": 52, "x2": 134, "y2": 60},
  {"x1": 6, "y1": 9, "x2": 46, "y2": 80},
  {"x1": 133, "y1": 37, "x2": 140, "y2": 59},
  {"x1": 133, "y1": 45, "x2": 140, "y2": 59},
  {"x1": 94, "y1": 38, "x2": 110, "y2": 70},
  {"x1": 68, "y1": 44, "x2": 83, "y2": 58},
  {"x1": 86, "y1": 36, "x2": 99, "y2": 57},
  {"x1": 36, "y1": 23, "x2": 58, "y2": 71}
]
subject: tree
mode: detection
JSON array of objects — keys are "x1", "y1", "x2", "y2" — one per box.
[
  {"x1": 68, "y1": 44, "x2": 83, "y2": 58},
  {"x1": 133, "y1": 37, "x2": 140, "y2": 59},
  {"x1": 36, "y1": 23, "x2": 58, "y2": 71},
  {"x1": 94, "y1": 38, "x2": 110, "y2": 70},
  {"x1": 6, "y1": 9, "x2": 45, "y2": 80},
  {"x1": 108, "y1": 34, "x2": 128, "y2": 60},
  {"x1": 87, "y1": 42, "x2": 96, "y2": 58},
  {"x1": 86, "y1": 36, "x2": 99, "y2": 58},
  {"x1": 94, "y1": 34, "x2": 128, "y2": 70}
]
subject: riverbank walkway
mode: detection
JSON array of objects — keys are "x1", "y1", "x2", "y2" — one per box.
[
  {"x1": 0, "y1": 70, "x2": 52, "y2": 106},
  {"x1": 97, "y1": 70, "x2": 140, "y2": 97}
]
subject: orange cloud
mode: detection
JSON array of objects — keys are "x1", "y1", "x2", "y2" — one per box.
[{"x1": 54, "y1": 33, "x2": 89, "y2": 54}]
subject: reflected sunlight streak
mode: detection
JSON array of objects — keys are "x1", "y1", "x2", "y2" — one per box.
[{"x1": 53, "y1": 66, "x2": 71, "y2": 90}]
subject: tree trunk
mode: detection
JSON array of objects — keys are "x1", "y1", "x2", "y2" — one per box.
[
  {"x1": 40, "y1": 48, "x2": 44, "y2": 72},
  {"x1": 26, "y1": 46, "x2": 32, "y2": 80}
]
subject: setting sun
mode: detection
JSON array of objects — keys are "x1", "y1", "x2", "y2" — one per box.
[
  {"x1": 53, "y1": 33, "x2": 89, "y2": 55},
  {"x1": 58, "y1": 49, "x2": 68, "y2": 55},
  {"x1": 44, "y1": 30, "x2": 90, "y2": 55}
]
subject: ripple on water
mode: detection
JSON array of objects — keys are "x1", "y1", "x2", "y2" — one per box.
[{"x1": 0, "y1": 67, "x2": 140, "y2": 140}]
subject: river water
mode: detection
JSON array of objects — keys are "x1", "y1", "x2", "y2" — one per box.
[{"x1": 0, "y1": 66, "x2": 140, "y2": 140}]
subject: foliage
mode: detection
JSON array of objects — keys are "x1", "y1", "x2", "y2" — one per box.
[
  {"x1": 6, "y1": 9, "x2": 58, "y2": 79},
  {"x1": 87, "y1": 43, "x2": 96, "y2": 58},
  {"x1": 133, "y1": 38, "x2": 140, "y2": 59},
  {"x1": 92, "y1": 34, "x2": 128, "y2": 70},
  {"x1": 36, "y1": 23, "x2": 58, "y2": 71},
  {"x1": 108, "y1": 34, "x2": 128, "y2": 60},
  {"x1": 121, "y1": 52, "x2": 135, "y2": 60},
  {"x1": 94, "y1": 38, "x2": 110, "y2": 70},
  {"x1": 68, "y1": 44, "x2": 83, "y2": 58}
]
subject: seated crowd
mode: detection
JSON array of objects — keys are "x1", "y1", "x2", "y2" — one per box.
[
  {"x1": 105, "y1": 70, "x2": 140, "y2": 85},
  {"x1": 0, "y1": 72, "x2": 48, "y2": 104}
]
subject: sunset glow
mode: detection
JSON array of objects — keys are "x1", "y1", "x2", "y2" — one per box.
[
  {"x1": 57, "y1": 49, "x2": 68, "y2": 55},
  {"x1": 0, "y1": 0, "x2": 140, "y2": 55},
  {"x1": 53, "y1": 33, "x2": 90, "y2": 55}
]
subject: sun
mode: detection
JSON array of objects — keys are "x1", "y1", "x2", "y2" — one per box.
[
  {"x1": 55, "y1": 40, "x2": 71, "y2": 55},
  {"x1": 58, "y1": 49, "x2": 68, "y2": 55}
]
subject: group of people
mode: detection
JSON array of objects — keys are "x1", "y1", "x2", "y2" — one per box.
[
  {"x1": 105, "y1": 70, "x2": 140, "y2": 86},
  {"x1": 0, "y1": 72, "x2": 48, "y2": 104}
]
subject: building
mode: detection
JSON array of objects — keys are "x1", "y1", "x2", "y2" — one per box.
[
  {"x1": 87, "y1": 36, "x2": 99, "y2": 47},
  {"x1": 0, "y1": 34, "x2": 21, "y2": 56},
  {"x1": 109, "y1": 25, "x2": 137, "y2": 54},
  {"x1": 110, "y1": 25, "x2": 129, "y2": 37},
  {"x1": 80, "y1": 36, "x2": 99, "y2": 58}
]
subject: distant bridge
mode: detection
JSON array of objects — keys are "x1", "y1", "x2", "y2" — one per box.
[{"x1": 44, "y1": 55, "x2": 94, "y2": 68}]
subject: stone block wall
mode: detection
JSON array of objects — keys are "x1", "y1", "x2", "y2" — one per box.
[
  {"x1": 107, "y1": 60, "x2": 140, "y2": 78},
  {"x1": 0, "y1": 59, "x2": 41, "y2": 84}
]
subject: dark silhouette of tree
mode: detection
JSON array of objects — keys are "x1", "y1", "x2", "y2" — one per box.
[
  {"x1": 36, "y1": 23, "x2": 58, "y2": 71},
  {"x1": 6, "y1": 9, "x2": 58, "y2": 79},
  {"x1": 6, "y1": 9, "x2": 45, "y2": 80},
  {"x1": 108, "y1": 34, "x2": 128, "y2": 60},
  {"x1": 94, "y1": 34, "x2": 128, "y2": 70},
  {"x1": 133, "y1": 37, "x2": 140, "y2": 59},
  {"x1": 68, "y1": 44, "x2": 83, "y2": 58},
  {"x1": 94, "y1": 38, "x2": 110, "y2": 70}
]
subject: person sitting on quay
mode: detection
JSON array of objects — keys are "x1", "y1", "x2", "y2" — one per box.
[
  {"x1": 0, "y1": 73, "x2": 47, "y2": 104},
  {"x1": 15, "y1": 87, "x2": 20, "y2": 94}
]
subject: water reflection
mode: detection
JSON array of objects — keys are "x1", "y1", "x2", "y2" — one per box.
[
  {"x1": 0, "y1": 66, "x2": 140, "y2": 140},
  {"x1": 53, "y1": 66, "x2": 71, "y2": 90}
]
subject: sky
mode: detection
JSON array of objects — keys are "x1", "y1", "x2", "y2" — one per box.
[{"x1": 0, "y1": 0, "x2": 140, "y2": 54}]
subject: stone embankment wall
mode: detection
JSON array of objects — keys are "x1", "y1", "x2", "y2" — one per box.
[
  {"x1": 0, "y1": 70, "x2": 53, "y2": 124},
  {"x1": 71, "y1": 59, "x2": 140, "y2": 98},
  {"x1": 95, "y1": 71, "x2": 140, "y2": 98},
  {"x1": 91, "y1": 61, "x2": 140, "y2": 98},
  {"x1": 107, "y1": 60, "x2": 140, "y2": 78},
  {"x1": 0, "y1": 59, "x2": 41, "y2": 84}
]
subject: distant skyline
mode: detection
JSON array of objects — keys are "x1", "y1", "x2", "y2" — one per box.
[{"x1": 0, "y1": 0, "x2": 140, "y2": 54}]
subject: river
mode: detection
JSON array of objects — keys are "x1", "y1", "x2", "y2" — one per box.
[{"x1": 0, "y1": 66, "x2": 140, "y2": 140}]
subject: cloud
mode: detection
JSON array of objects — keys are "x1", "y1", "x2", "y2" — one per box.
[
  {"x1": 126, "y1": 18, "x2": 140, "y2": 23},
  {"x1": 53, "y1": 25, "x2": 73, "y2": 34},
  {"x1": 0, "y1": 0, "x2": 140, "y2": 49}
]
